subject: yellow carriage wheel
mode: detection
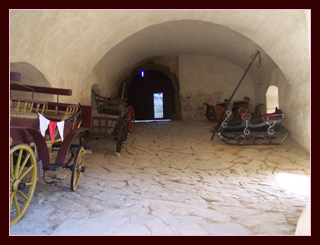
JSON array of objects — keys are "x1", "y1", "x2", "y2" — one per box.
[
  {"x1": 70, "y1": 146, "x2": 84, "y2": 191},
  {"x1": 10, "y1": 144, "x2": 37, "y2": 227}
]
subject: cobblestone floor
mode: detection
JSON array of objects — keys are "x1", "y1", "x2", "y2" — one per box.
[{"x1": 10, "y1": 120, "x2": 310, "y2": 235}]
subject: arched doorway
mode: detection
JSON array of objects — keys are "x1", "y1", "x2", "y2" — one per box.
[
  {"x1": 266, "y1": 85, "x2": 279, "y2": 113},
  {"x1": 128, "y1": 70, "x2": 175, "y2": 120}
]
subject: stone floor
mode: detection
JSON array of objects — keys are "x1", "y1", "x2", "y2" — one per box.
[{"x1": 10, "y1": 120, "x2": 310, "y2": 235}]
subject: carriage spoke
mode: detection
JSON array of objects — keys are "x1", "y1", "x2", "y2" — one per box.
[
  {"x1": 18, "y1": 165, "x2": 34, "y2": 181},
  {"x1": 14, "y1": 149, "x2": 23, "y2": 179},
  {"x1": 10, "y1": 154, "x2": 14, "y2": 180},
  {"x1": 18, "y1": 153, "x2": 31, "y2": 177},
  {"x1": 70, "y1": 147, "x2": 84, "y2": 191},
  {"x1": 10, "y1": 144, "x2": 37, "y2": 227},
  {"x1": 13, "y1": 193, "x2": 20, "y2": 215},
  {"x1": 10, "y1": 192, "x2": 14, "y2": 210},
  {"x1": 18, "y1": 190, "x2": 28, "y2": 201}
]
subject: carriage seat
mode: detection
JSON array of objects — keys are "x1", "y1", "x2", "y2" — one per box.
[
  {"x1": 239, "y1": 107, "x2": 251, "y2": 120},
  {"x1": 262, "y1": 107, "x2": 283, "y2": 121},
  {"x1": 262, "y1": 113, "x2": 281, "y2": 120}
]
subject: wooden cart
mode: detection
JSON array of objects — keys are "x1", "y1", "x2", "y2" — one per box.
[{"x1": 89, "y1": 90, "x2": 135, "y2": 154}]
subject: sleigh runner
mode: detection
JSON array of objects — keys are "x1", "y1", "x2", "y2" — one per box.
[{"x1": 215, "y1": 107, "x2": 289, "y2": 145}]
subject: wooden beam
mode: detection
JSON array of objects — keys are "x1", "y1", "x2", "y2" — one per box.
[{"x1": 10, "y1": 84, "x2": 72, "y2": 96}]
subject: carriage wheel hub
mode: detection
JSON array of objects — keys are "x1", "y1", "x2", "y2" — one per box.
[{"x1": 12, "y1": 179, "x2": 26, "y2": 192}]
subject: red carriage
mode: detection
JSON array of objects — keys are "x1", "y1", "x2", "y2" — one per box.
[{"x1": 10, "y1": 72, "x2": 92, "y2": 226}]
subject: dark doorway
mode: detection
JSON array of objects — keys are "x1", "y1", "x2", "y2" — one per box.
[{"x1": 128, "y1": 70, "x2": 175, "y2": 120}]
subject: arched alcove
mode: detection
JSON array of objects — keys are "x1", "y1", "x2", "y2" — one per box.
[
  {"x1": 266, "y1": 85, "x2": 279, "y2": 113},
  {"x1": 10, "y1": 62, "x2": 53, "y2": 101}
]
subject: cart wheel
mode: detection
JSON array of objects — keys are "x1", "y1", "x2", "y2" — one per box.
[
  {"x1": 10, "y1": 144, "x2": 37, "y2": 227},
  {"x1": 116, "y1": 124, "x2": 127, "y2": 153},
  {"x1": 70, "y1": 146, "x2": 84, "y2": 191},
  {"x1": 125, "y1": 106, "x2": 135, "y2": 134}
]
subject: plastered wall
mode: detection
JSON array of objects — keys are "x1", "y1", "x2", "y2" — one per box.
[
  {"x1": 10, "y1": 62, "x2": 54, "y2": 102},
  {"x1": 179, "y1": 55, "x2": 255, "y2": 120},
  {"x1": 10, "y1": 10, "x2": 310, "y2": 152}
]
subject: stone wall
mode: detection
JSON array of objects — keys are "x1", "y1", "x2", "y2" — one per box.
[{"x1": 179, "y1": 55, "x2": 255, "y2": 120}]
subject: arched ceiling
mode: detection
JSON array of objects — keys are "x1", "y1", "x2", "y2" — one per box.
[
  {"x1": 94, "y1": 19, "x2": 272, "y2": 92},
  {"x1": 9, "y1": 10, "x2": 311, "y2": 152},
  {"x1": 10, "y1": 10, "x2": 310, "y2": 102}
]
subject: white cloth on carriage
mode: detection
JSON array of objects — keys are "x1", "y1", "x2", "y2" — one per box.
[
  {"x1": 56, "y1": 121, "x2": 64, "y2": 142},
  {"x1": 38, "y1": 113, "x2": 64, "y2": 142},
  {"x1": 39, "y1": 113, "x2": 50, "y2": 137}
]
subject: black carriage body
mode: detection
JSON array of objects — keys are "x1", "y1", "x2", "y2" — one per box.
[
  {"x1": 220, "y1": 115, "x2": 284, "y2": 133},
  {"x1": 210, "y1": 50, "x2": 289, "y2": 145},
  {"x1": 217, "y1": 110, "x2": 288, "y2": 145}
]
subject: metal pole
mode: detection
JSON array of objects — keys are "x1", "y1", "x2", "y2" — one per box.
[{"x1": 211, "y1": 50, "x2": 263, "y2": 140}]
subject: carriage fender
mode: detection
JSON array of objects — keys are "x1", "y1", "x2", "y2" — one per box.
[
  {"x1": 54, "y1": 127, "x2": 88, "y2": 166},
  {"x1": 10, "y1": 126, "x2": 51, "y2": 170}
]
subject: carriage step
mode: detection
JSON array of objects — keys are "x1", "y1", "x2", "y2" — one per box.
[
  {"x1": 50, "y1": 163, "x2": 64, "y2": 170},
  {"x1": 43, "y1": 170, "x2": 58, "y2": 185}
]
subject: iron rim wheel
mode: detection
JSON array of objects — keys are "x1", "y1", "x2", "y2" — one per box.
[
  {"x1": 124, "y1": 106, "x2": 135, "y2": 134},
  {"x1": 116, "y1": 124, "x2": 127, "y2": 153},
  {"x1": 70, "y1": 146, "x2": 84, "y2": 191},
  {"x1": 10, "y1": 144, "x2": 37, "y2": 227}
]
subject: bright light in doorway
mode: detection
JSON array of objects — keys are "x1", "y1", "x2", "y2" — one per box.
[
  {"x1": 141, "y1": 71, "x2": 144, "y2": 77},
  {"x1": 135, "y1": 119, "x2": 171, "y2": 123},
  {"x1": 276, "y1": 173, "x2": 310, "y2": 196},
  {"x1": 153, "y1": 93, "x2": 163, "y2": 118}
]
